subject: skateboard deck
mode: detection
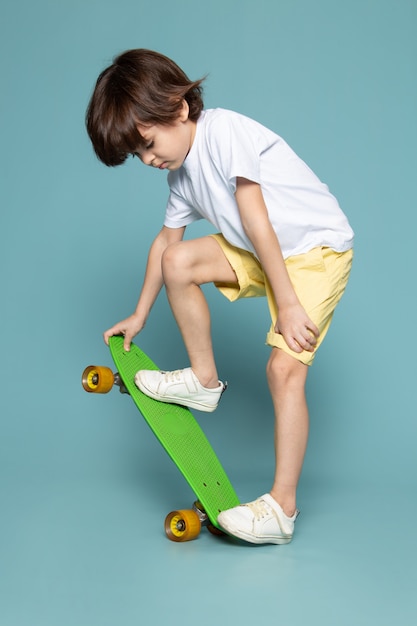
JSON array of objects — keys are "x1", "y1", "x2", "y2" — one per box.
[{"x1": 83, "y1": 336, "x2": 239, "y2": 540}]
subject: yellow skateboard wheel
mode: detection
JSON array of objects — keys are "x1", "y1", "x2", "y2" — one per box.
[
  {"x1": 207, "y1": 524, "x2": 226, "y2": 537},
  {"x1": 82, "y1": 366, "x2": 114, "y2": 394},
  {"x1": 164, "y1": 509, "x2": 201, "y2": 542}
]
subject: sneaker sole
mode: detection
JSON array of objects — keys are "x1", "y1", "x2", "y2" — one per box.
[
  {"x1": 136, "y1": 381, "x2": 218, "y2": 413},
  {"x1": 218, "y1": 521, "x2": 293, "y2": 545}
]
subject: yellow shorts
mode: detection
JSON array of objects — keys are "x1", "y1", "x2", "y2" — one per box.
[{"x1": 211, "y1": 234, "x2": 353, "y2": 365}]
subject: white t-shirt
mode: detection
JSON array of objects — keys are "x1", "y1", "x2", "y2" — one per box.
[{"x1": 164, "y1": 108, "x2": 354, "y2": 259}]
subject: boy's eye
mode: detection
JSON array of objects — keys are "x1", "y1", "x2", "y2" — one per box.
[{"x1": 132, "y1": 141, "x2": 153, "y2": 159}]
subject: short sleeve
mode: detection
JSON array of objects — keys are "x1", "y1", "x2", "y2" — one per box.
[
  {"x1": 164, "y1": 174, "x2": 202, "y2": 228},
  {"x1": 206, "y1": 112, "x2": 264, "y2": 192}
]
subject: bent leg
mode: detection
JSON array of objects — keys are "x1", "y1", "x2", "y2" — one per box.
[
  {"x1": 266, "y1": 348, "x2": 309, "y2": 517},
  {"x1": 161, "y1": 236, "x2": 237, "y2": 388}
]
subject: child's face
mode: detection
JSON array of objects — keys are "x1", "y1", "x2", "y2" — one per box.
[{"x1": 135, "y1": 100, "x2": 196, "y2": 171}]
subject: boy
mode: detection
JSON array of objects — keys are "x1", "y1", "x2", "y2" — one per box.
[{"x1": 86, "y1": 49, "x2": 354, "y2": 545}]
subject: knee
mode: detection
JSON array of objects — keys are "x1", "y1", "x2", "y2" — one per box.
[
  {"x1": 266, "y1": 349, "x2": 307, "y2": 391},
  {"x1": 161, "y1": 242, "x2": 189, "y2": 285}
]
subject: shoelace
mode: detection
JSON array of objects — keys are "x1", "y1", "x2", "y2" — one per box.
[
  {"x1": 159, "y1": 369, "x2": 186, "y2": 383},
  {"x1": 247, "y1": 498, "x2": 273, "y2": 521}
]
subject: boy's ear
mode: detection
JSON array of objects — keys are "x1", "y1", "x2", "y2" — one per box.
[{"x1": 178, "y1": 98, "x2": 190, "y2": 122}]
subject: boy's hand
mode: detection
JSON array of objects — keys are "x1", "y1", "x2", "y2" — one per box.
[
  {"x1": 103, "y1": 313, "x2": 145, "y2": 352},
  {"x1": 275, "y1": 304, "x2": 319, "y2": 354}
]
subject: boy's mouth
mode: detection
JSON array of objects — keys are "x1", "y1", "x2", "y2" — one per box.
[{"x1": 153, "y1": 161, "x2": 169, "y2": 170}]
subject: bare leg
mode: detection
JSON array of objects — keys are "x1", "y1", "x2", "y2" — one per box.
[
  {"x1": 266, "y1": 348, "x2": 309, "y2": 517},
  {"x1": 161, "y1": 237, "x2": 237, "y2": 388},
  {"x1": 162, "y1": 238, "x2": 308, "y2": 517}
]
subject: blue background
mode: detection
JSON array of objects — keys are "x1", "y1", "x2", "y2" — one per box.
[{"x1": 1, "y1": 0, "x2": 416, "y2": 624}]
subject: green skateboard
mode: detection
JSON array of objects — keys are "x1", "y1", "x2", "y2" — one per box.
[{"x1": 82, "y1": 336, "x2": 239, "y2": 541}]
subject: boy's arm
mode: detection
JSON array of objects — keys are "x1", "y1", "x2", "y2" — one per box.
[
  {"x1": 103, "y1": 225, "x2": 186, "y2": 350},
  {"x1": 235, "y1": 177, "x2": 319, "y2": 354}
]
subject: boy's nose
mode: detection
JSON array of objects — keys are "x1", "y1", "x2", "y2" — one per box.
[{"x1": 141, "y1": 153, "x2": 154, "y2": 167}]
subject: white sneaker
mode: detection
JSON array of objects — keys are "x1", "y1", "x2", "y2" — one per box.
[
  {"x1": 217, "y1": 494, "x2": 299, "y2": 544},
  {"x1": 134, "y1": 368, "x2": 227, "y2": 413}
]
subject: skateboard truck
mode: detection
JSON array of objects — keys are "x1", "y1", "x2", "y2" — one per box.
[
  {"x1": 193, "y1": 500, "x2": 209, "y2": 524},
  {"x1": 114, "y1": 372, "x2": 129, "y2": 395}
]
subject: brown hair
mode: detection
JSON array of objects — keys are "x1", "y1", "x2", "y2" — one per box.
[{"x1": 86, "y1": 49, "x2": 205, "y2": 166}]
